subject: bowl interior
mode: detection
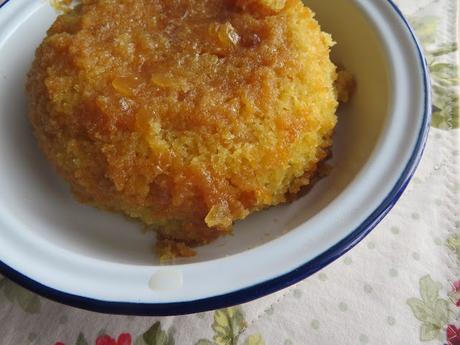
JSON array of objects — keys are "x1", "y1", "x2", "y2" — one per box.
[{"x1": 0, "y1": 0, "x2": 390, "y2": 266}]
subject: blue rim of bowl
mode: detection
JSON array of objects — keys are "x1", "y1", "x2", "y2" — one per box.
[{"x1": 0, "y1": 0, "x2": 431, "y2": 316}]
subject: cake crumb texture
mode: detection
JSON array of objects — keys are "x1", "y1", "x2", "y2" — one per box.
[{"x1": 28, "y1": 0, "x2": 339, "y2": 256}]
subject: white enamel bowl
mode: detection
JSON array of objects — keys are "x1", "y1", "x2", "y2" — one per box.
[{"x1": 0, "y1": 0, "x2": 430, "y2": 315}]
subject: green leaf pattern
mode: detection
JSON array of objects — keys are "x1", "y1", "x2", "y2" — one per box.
[
  {"x1": 407, "y1": 298, "x2": 430, "y2": 322},
  {"x1": 76, "y1": 333, "x2": 89, "y2": 345},
  {"x1": 410, "y1": 14, "x2": 459, "y2": 129},
  {"x1": 420, "y1": 275, "x2": 441, "y2": 304},
  {"x1": 193, "y1": 307, "x2": 264, "y2": 345},
  {"x1": 212, "y1": 308, "x2": 246, "y2": 345},
  {"x1": 406, "y1": 275, "x2": 450, "y2": 342},
  {"x1": 133, "y1": 314, "x2": 264, "y2": 345},
  {"x1": 135, "y1": 322, "x2": 175, "y2": 345},
  {"x1": 243, "y1": 334, "x2": 265, "y2": 345},
  {"x1": 447, "y1": 234, "x2": 460, "y2": 261},
  {"x1": 410, "y1": 16, "x2": 440, "y2": 46},
  {"x1": 195, "y1": 340, "x2": 214, "y2": 345},
  {"x1": 0, "y1": 276, "x2": 41, "y2": 314},
  {"x1": 420, "y1": 323, "x2": 439, "y2": 342}
]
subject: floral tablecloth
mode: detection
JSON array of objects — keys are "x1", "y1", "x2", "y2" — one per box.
[{"x1": 0, "y1": 0, "x2": 459, "y2": 344}]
